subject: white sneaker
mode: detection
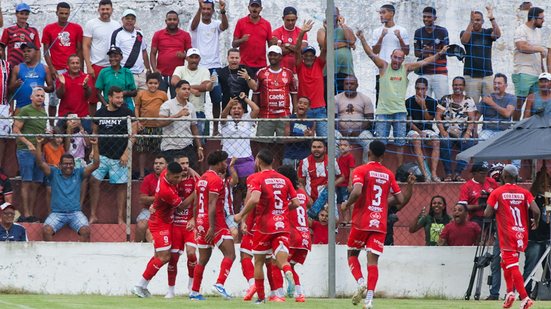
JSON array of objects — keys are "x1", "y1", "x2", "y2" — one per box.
[
  {"x1": 164, "y1": 291, "x2": 175, "y2": 299},
  {"x1": 363, "y1": 299, "x2": 373, "y2": 309},
  {"x1": 352, "y1": 285, "x2": 366, "y2": 305},
  {"x1": 131, "y1": 286, "x2": 151, "y2": 298}
]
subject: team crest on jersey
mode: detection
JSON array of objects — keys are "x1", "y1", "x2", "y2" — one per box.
[
  {"x1": 369, "y1": 219, "x2": 380, "y2": 228},
  {"x1": 370, "y1": 212, "x2": 382, "y2": 220},
  {"x1": 517, "y1": 239, "x2": 524, "y2": 249},
  {"x1": 273, "y1": 215, "x2": 284, "y2": 221},
  {"x1": 302, "y1": 239, "x2": 309, "y2": 247},
  {"x1": 282, "y1": 77, "x2": 288, "y2": 84},
  {"x1": 19, "y1": 33, "x2": 26, "y2": 41},
  {"x1": 515, "y1": 232, "x2": 524, "y2": 240}
]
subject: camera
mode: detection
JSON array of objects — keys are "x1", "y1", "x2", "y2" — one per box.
[{"x1": 478, "y1": 190, "x2": 489, "y2": 209}]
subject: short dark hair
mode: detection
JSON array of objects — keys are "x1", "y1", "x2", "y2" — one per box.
[
  {"x1": 167, "y1": 161, "x2": 183, "y2": 174},
  {"x1": 154, "y1": 154, "x2": 168, "y2": 162},
  {"x1": 66, "y1": 53, "x2": 80, "y2": 63},
  {"x1": 472, "y1": 11, "x2": 483, "y2": 19},
  {"x1": 415, "y1": 77, "x2": 429, "y2": 87},
  {"x1": 166, "y1": 10, "x2": 178, "y2": 17},
  {"x1": 277, "y1": 165, "x2": 298, "y2": 189},
  {"x1": 201, "y1": 0, "x2": 215, "y2": 9},
  {"x1": 207, "y1": 150, "x2": 228, "y2": 166},
  {"x1": 98, "y1": 0, "x2": 112, "y2": 7},
  {"x1": 146, "y1": 72, "x2": 162, "y2": 83},
  {"x1": 369, "y1": 140, "x2": 386, "y2": 157},
  {"x1": 256, "y1": 149, "x2": 273, "y2": 165},
  {"x1": 108, "y1": 86, "x2": 123, "y2": 96},
  {"x1": 494, "y1": 73, "x2": 508, "y2": 84},
  {"x1": 423, "y1": 6, "x2": 436, "y2": 16},
  {"x1": 60, "y1": 153, "x2": 75, "y2": 164},
  {"x1": 528, "y1": 7, "x2": 544, "y2": 21},
  {"x1": 297, "y1": 96, "x2": 311, "y2": 104},
  {"x1": 311, "y1": 138, "x2": 326, "y2": 148},
  {"x1": 380, "y1": 4, "x2": 395, "y2": 13},
  {"x1": 173, "y1": 154, "x2": 189, "y2": 161},
  {"x1": 57, "y1": 2, "x2": 71, "y2": 10},
  {"x1": 452, "y1": 76, "x2": 466, "y2": 86},
  {"x1": 175, "y1": 80, "x2": 190, "y2": 89},
  {"x1": 227, "y1": 48, "x2": 240, "y2": 56}
]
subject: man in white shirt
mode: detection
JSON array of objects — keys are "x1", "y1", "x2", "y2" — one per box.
[
  {"x1": 371, "y1": 4, "x2": 409, "y2": 106},
  {"x1": 83, "y1": 0, "x2": 120, "y2": 116},
  {"x1": 190, "y1": 0, "x2": 228, "y2": 135},
  {"x1": 171, "y1": 48, "x2": 213, "y2": 136},
  {"x1": 111, "y1": 9, "x2": 150, "y2": 90}
]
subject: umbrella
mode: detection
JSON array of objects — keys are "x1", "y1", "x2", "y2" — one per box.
[{"x1": 457, "y1": 114, "x2": 551, "y2": 162}]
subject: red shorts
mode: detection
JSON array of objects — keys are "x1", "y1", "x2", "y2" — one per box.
[
  {"x1": 240, "y1": 233, "x2": 254, "y2": 256},
  {"x1": 149, "y1": 222, "x2": 172, "y2": 252},
  {"x1": 252, "y1": 232, "x2": 290, "y2": 256},
  {"x1": 195, "y1": 227, "x2": 232, "y2": 249},
  {"x1": 89, "y1": 64, "x2": 105, "y2": 104},
  {"x1": 290, "y1": 228, "x2": 311, "y2": 251},
  {"x1": 501, "y1": 250, "x2": 520, "y2": 269},
  {"x1": 289, "y1": 248, "x2": 308, "y2": 265},
  {"x1": 347, "y1": 228, "x2": 385, "y2": 255},
  {"x1": 171, "y1": 224, "x2": 196, "y2": 253}
]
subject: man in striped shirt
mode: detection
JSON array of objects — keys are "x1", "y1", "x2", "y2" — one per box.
[{"x1": 0, "y1": 3, "x2": 41, "y2": 67}]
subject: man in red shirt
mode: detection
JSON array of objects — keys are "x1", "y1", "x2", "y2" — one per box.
[
  {"x1": 166, "y1": 154, "x2": 198, "y2": 298},
  {"x1": 458, "y1": 162, "x2": 498, "y2": 227},
  {"x1": 272, "y1": 7, "x2": 307, "y2": 73},
  {"x1": 294, "y1": 20, "x2": 328, "y2": 137},
  {"x1": 55, "y1": 55, "x2": 92, "y2": 130},
  {"x1": 135, "y1": 155, "x2": 167, "y2": 243},
  {"x1": 132, "y1": 162, "x2": 184, "y2": 298},
  {"x1": 150, "y1": 11, "x2": 191, "y2": 98},
  {"x1": 42, "y1": 2, "x2": 83, "y2": 122},
  {"x1": 438, "y1": 203, "x2": 481, "y2": 246},
  {"x1": 341, "y1": 141, "x2": 403, "y2": 309},
  {"x1": 0, "y1": 3, "x2": 41, "y2": 67},
  {"x1": 234, "y1": 149, "x2": 300, "y2": 304},
  {"x1": 232, "y1": 0, "x2": 273, "y2": 74},
  {"x1": 189, "y1": 150, "x2": 235, "y2": 300},
  {"x1": 485, "y1": 165, "x2": 540, "y2": 309}
]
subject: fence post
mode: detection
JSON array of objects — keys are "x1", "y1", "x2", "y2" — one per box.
[{"x1": 126, "y1": 115, "x2": 133, "y2": 241}]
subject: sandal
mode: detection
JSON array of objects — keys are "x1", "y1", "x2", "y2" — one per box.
[
  {"x1": 431, "y1": 176, "x2": 442, "y2": 182},
  {"x1": 444, "y1": 174, "x2": 453, "y2": 182},
  {"x1": 454, "y1": 174, "x2": 465, "y2": 182}
]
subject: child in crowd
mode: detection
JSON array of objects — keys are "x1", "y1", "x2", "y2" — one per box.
[
  {"x1": 310, "y1": 208, "x2": 329, "y2": 245},
  {"x1": 43, "y1": 127, "x2": 65, "y2": 213},
  {"x1": 336, "y1": 139, "x2": 355, "y2": 224},
  {"x1": 283, "y1": 97, "x2": 315, "y2": 168},
  {"x1": 134, "y1": 72, "x2": 168, "y2": 179}
]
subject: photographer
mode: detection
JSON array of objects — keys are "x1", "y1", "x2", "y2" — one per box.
[{"x1": 458, "y1": 162, "x2": 498, "y2": 228}]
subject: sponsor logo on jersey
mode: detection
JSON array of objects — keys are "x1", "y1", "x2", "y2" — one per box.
[
  {"x1": 503, "y1": 193, "x2": 525, "y2": 200},
  {"x1": 275, "y1": 221, "x2": 285, "y2": 230},
  {"x1": 273, "y1": 215, "x2": 284, "y2": 221},
  {"x1": 369, "y1": 219, "x2": 380, "y2": 228},
  {"x1": 370, "y1": 212, "x2": 382, "y2": 220},
  {"x1": 368, "y1": 206, "x2": 383, "y2": 212},
  {"x1": 374, "y1": 239, "x2": 384, "y2": 247},
  {"x1": 369, "y1": 171, "x2": 389, "y2": 180},
  {"x1": 512, "y1": 226, "x2": 525, "y2": 233}
]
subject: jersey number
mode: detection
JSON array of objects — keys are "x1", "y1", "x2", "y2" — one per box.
[
  {"x1": 198, "y1": 192, "x2": 206, "y2": 214},
  {"x1": 371, "y1": 185, "x2": 383, "y2": 206},
  {"x1": 274, "y1": 190, "x2": 284, "y2": 210},
  {"x1": 510, "y1": 206, "x2": 523, "y2": 227},
  {"x1": 296, "y1": 207, "x2": 307, "y2": 227}
]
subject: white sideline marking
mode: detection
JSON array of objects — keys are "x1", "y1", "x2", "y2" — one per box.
[{"x1": 0, "y1": 299, "x2": 34, "y2": 309}]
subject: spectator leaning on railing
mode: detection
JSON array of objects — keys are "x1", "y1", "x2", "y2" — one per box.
[{"x1": 35, "y1": 135, "x2": 99, "y2": 242}]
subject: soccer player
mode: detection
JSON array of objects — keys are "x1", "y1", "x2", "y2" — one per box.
[
  {"x1": 278, "y1": 165, "x2": 310, "y2": 302},
  {"x1": 484, "y1": 164, "x2": 540, "y2": 309},
  {"x1": 341, "y1": 141, "x2": 404, "y2": 309},
  {"x1": 132, "y1": 162, "x2": 184, "y2": 298},
  {"x1": 189, "y1": 150, "x2": 235, "y2": 300},
  {"x1": 165, "y1": 155, "x2": 198, "y2": 298},
  {"x1": 234, "y1": 149, "x2": 300, "y2": 304}
]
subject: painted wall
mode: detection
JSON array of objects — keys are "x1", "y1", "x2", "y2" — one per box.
[{"x1": 1, "y1": 242, "x2": 537, "y2": 298}]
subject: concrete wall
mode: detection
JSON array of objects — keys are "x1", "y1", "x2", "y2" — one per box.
[
  {"x1": 0, "y1": 242, "x2": 533, "y2": 298},
  {"x1": 2, "y1": 0, "x2": 551, "y2": 103}
]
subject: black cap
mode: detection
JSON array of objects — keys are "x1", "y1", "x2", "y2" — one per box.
[
  {"x1": 107, "y1": 45, "x2": 123, "y2": 55},
  {"x1": 20, "y1": 41, "x2": 38, "y2": 50},
  {"x1": 471, "y1": 161, "x2": 490, "y2": 173},
  {"x1": 283, "y1": 6, "x2": 297, "y2": 16},
  {"x1": 446, "y1": 44, "x2": 466, "y2": 61},
  {"x1": 249, "y1": 0, "x2": 262, "y2": 6}
]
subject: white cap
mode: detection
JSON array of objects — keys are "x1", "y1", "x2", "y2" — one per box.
[
  {"x1": 539, "y1": 72, "x2": 551, "y2": 81},
  {"x1": 187, "y1": 48, "x2": 201, "y2": 57},
  {"x1": 0, "y1": 202, "x2": 14, "y2": 211},
  {"x1": 267, "y1": 45, "x2": 283, "y2": 55},
  {"x1": 503, "y1": 164, "x2": 519, "y2": 178},
  {"x1": 122, "y1": 9, "x2": 137, "y2": 17}
]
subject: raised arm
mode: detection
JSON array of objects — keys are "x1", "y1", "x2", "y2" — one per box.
[
  {"x1": 294, "y1": 20, "x2": 314, "y2": 67},
  {"x1": 34, "y1": 137, "x2": 51, "y2": 176},
  {"x1": 83, "y1": 137, "x2": 100, "y2": 177},
  {"x1": 406, "y1": 46, "x2": 448, "y2": 73},
  {"x1": 356, "y1": 30, "x2": 386, "y2": 70},
  {"x1": 190, "y1": 0, "x2": 202, "y2": 31},
  {"x1": 486, "y1": 6, "x2": 501, "y2": 40}
]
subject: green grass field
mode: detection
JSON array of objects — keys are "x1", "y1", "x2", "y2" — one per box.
[{"x1": 0, "y1": 295, "x2": 550, "y2": 309}]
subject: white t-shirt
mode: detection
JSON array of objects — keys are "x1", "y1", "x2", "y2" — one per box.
[
  {"x1": 159, "y1": 98, "x2": 197, "y2": 151},
  {"x1": 371, "y1": 24, "x2": 410, "y2": 63},
  {"x1": 513, "y1": 24, "x2": 543, "y2": 76},
  {"x1": 83, "y1": 18, "x2": 121, "y2": 67},
  {"x1": 189, "y1": 19, "x2": 222, "y2": 69},
  {"x1": 220, "y1": 113, "x2": 255, "y2": 158},
  {"x1": 172, "y1": 65, "x2": 211, "y2": 112},
  {"x1": 112, "y1": 28, "x2": 148, "y2": 74}
]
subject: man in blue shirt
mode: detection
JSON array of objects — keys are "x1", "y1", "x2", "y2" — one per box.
[
  {"x1": 0, "y1": 203, "x2": 27, "y2": 241},
  {"x1": 34, "y1": 135, "x2": 100, "y2": 241}
]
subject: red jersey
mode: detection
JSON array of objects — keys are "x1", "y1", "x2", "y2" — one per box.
[
  {"x1": 0, "y1": 60, "x2": 10, "y2": 105},
  {"x1": 311, "y1": 221, "x2": 328, "y2": 244},
  {"x1": 151, "y1": 28, "x2": 191, "y2": 76},
  {"x1": 140, "y1": 172, "x2": 159, "y2": 208},
  {"x1": 350, "y1": 161, "x2": 401, "y2": 233},
  {"x1": 42, "y1": 22, "x2": 83, "y2": 70},
  {"x1": 247, "y1": 169, "x2": 298, "y2": 234},
  {"x1": 56, "y1": 71, "x2": 92, "y2": 117},
  {"x1": 439, "y1": 221, "x2": 481, "y2": 246},
  {"x1": 1, "y1": 24, "x2": 41, "y2": 67},
  {"x1": 233, "y1": 16, "x2": 272, "y2": 68},
  {"x1": 195, "y1": 170, "x2": 226, "y2": 233},
  {"x1": 298, "y1": 154, "x2": 342, "y2": 201},
  {"x1": 255, "y1": 67, "x2": 297, "y2": 118},
  {"x1": 488, "y1": 184, "x2": 534, "y2": 252},
  {"x1": 459, "y1": 177, "x2": 498, "y2": 219},
  {"x1": 296, "y1": 57, "x2": 326, "y2": 109},
  {"x1": 289, "y1": 188, "x2": 311, "y2": 250},
  {"x1": 149, "y1": 170, "x2": 182, "y2": 225},
  {"x1": 337, "y1": 153, "x2": 355, "y2": 188},
  {"x1": 272, "y1": 26, "x2": 307, "y2": 73},
  {"x1": 174, "y1": 174, "x2": 197, "y2": 226}
]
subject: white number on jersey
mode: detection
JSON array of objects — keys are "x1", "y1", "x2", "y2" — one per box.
[
  {"x1": 371, "y1": 185, "x2": 382, "y2": 206},
  {"x1": 274, "y1": 190, "x2": 284, "y2": 210},
  {"x1": 510, "y1": 206, "x2": 523, "y2": 227},
  {"x1": 198, "y1": 192, "x2": 206, "y2": 214},
  {"x1": 296, "y1": 206, "x2": 307, "y2": 227}
]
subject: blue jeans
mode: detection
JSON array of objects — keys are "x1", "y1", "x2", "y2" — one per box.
[
  {"x1": 160, "y1": 75, "x2": 176, "y2": 98},
  {"x1": 374, "y1": 112, "x2": 407, "y2": 146},
  {"x1": 196, "y1": 111, "x2": 209, "y2": 139},
  {"x1": 208, "y1": 68, "x2": 222, "y2": 106},
  {"x1": 523, "y1": 240, "x2": 549, "y2": 294},
  {"x1": 306, "y1": 107, "x2": 327, "y2": 137},
  {"x1": 440, "y1": 138, "x2": 476, "y2": 175},
  {"x1": 490, "y1": 234, "x2": 501, "y2": 297}
]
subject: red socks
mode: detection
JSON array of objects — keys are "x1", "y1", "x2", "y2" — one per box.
[
  {"x1": 241, "y1": 257, "x2": 255, "y2": 282},
  {"x1": 187, "y1": 253, "x2": 197, "y2": 278},
  {"x1": 167, "y1": 253, "x2": 180, "y2": 286},
  {"x1": 511, "y1": 267, "x2": 529, "y2": 299},
  {"x1": 142, "y1": 257, "x2": 165, "y2": 281},
  {"x1": 367, "y1": 265, "x2": 379, "y2": 291},
  {"x1": 348, "y1": 256, "x2": 363, "y2": 283},
  {"x1": 216, "y1": 257, "x2": 234, "y2": 285},
  {"x1": 502, "y1": 261, "x2": 514, "y2": 292},
  {"x1": 255, "y1": 278, "x2": 265, "y2": 300},
  {"x1": 266, "y1": 261, "x2": 275, "y2": 290},
  {"x1": 291, "y1": 265, "x2": 301, "y2": 286},
  {"x1": 271, "y1": 263, "x2": 283, "y2": 290},
  {"x1": 192, "y1": 264, "x2": 205, "y2": 292},
  {"x1": 282, "y1": 263, "x2": 292, "y2": 274}
]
